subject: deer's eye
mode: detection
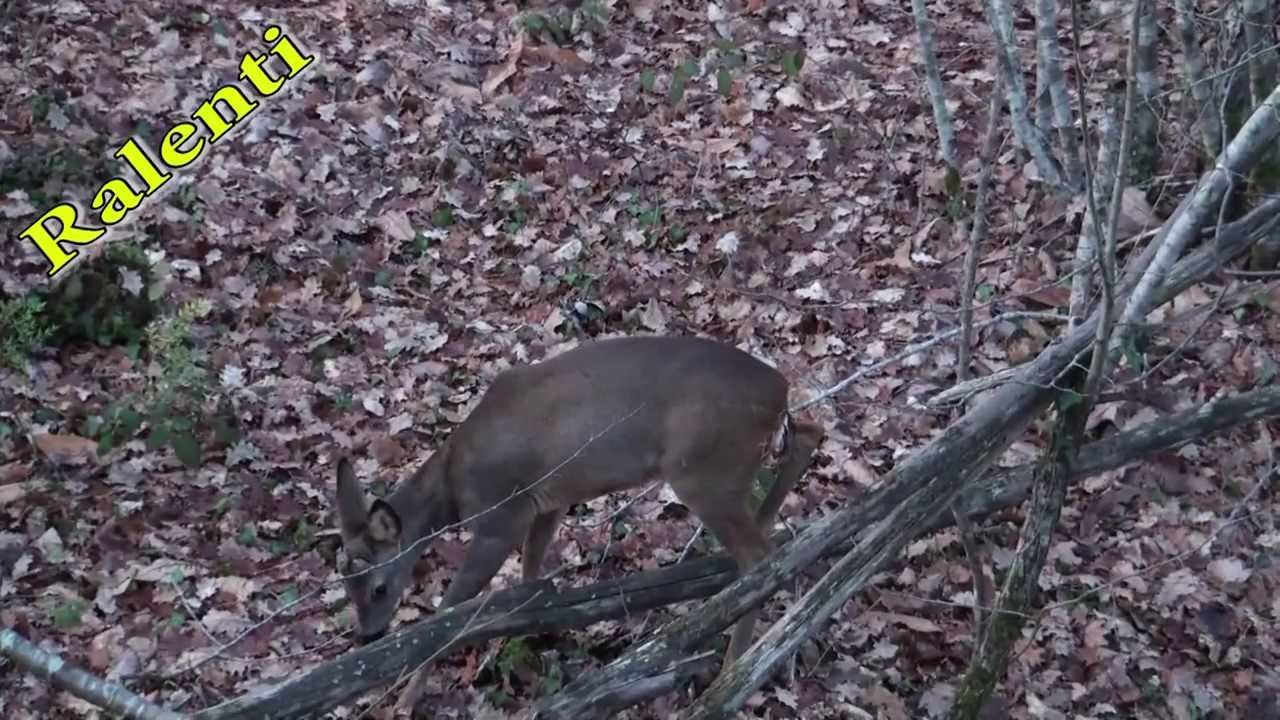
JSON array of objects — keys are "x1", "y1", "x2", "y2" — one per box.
[{"x1": 372, "y1": 583, "x2": 388, "y2": 599}]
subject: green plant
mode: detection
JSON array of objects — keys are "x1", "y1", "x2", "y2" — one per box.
[
  {"x1": 558, "y1": 265, "x2": 597, "y2": 291},
  {"x1": 504, "y1": 206, "x2": 528, "y2": 233},
  {"x1": 496, "y1": 637, "x2": 538, "y2": 678},
  {"x1": 0, "y1": 135, "x2": 116, "y2": 208},
  {"x1": 539, "y1": 661, "x2": 565, "y2": 695},
  {"x1": 49, "y1": 598, "x2": 88, "y2": 629},
  {"x1": 42, "y1": 241, "x2": 160, "y2": 350},
  {"x1": 626, "y1": 199, "x2": 686, "y2": 248},
  {"x1": 293, "y1": 519, "x2": 315, "y2": 548},
  {"x1": 521, "y1": 0, "x2": 607, "y2": 46},
  {"x1": 213, "y1": 495, "x2": 233, "y2": 516},
  {"x1": 334, "y1": 390, "x2": 354, "y2": 411},
  {"x1": 521, "y1": 12, "x2": 572, "y2": 45},
  {"x1": 780, "y1": 48, "x2": 805, "y2": 80},
  {"x1": 0, "y1": 295, "x2": 56, "y2": 370},
  {"x1": 751, "y1": 467, "x2": 777, "y2": 510},
  {"x1": 431, "y1": 206, "x2": 454, "y2": 228},
  {"x1": 413, "y1": 231, "x2": 431, "y2": 255},
  {"x1": 169, "y1": 183, "x2": 206, "y2": 225},
  {"x1": 713, "y1": 39, "x2": 746, "y2": 98},
  {"x1": 500, "y1": 179, "x2": 534, "y2": 234},
  {"x1": 95, "y1": 299, "x2": 225, "y2": 467},
  {"x1": 670, "y1": 60, "x2": 692, "y2": 105}
]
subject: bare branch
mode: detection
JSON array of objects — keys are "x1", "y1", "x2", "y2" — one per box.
[
  {"x1": 1035, "y1": 0, "x2": 1084, "y2": 187},
  {"x1": 1121, "y1": 80, "x2": 1280, "y2": 329},
  {"x1": 794, "y1": 311, "x2": 1066, "y2": 412},
  {"x1": 958, "y1": 79, "x2": 1005, "y2": 385},
  {"x1": 1, "y1": 629, "x2": 186, "y2": 720},
  {"x1": 910, "y1": 0, "x2": 956, "y2": 169},
  {"x1": 984, "y1": 0, "x2": 1068, "y2": 190},
  {"x1": 1084, "y1": 0, "x2": 1144, "y2": 404}
]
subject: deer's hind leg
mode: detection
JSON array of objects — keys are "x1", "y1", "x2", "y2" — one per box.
[
  {"x1": 691, "y1": 498, "x2": 774, "y2": 671},
  {"x1": 755, "y1": 417, "x2": 823, "y2": 530},
  {"x1": 666, "y1": 447, "x2": 776, "y2": 671},
  {"x1": 522, "y1": 507, "x2": 567, "y2": 583}
]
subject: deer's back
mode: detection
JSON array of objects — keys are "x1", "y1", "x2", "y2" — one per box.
[{"x1": 446, "y1": 336, "x2": 789, "y2": 510}]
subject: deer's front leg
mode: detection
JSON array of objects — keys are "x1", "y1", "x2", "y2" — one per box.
[{"x1": 441, "y1": 503, "x2": 534, "y2": 608}]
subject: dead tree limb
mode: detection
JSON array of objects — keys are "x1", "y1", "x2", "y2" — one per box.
[
  {"x1": 540, "y1": 90, "x2": 1280, "y2": 715},
  {"x1": 195, "y1": 188, "x2": 1280, "y2": 720},
  {"x1": 191, "y1": 560, "x2": 736, "y2": 719},
  {"x1": 945, "y1": 383, "x2": 1280, "y2": 532},
  {"x1": 0, "y1": 629, "x2": 187, "y2": 720},
  {"x1": 189, "y1": 380, "x2": 1280, "y2": 719}
]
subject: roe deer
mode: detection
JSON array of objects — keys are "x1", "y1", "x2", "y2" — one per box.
[{"x1": 317, "y1": 335, "x2": 823, "y2": 673}]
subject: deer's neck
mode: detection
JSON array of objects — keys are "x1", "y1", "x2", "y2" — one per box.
[{"x1": 386, "y1": 444, "x2": 455, "y2": 544}]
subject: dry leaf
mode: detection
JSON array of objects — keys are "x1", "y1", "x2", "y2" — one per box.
[
  {"x1": 482, "y1": 34, "x2": 524, "y2": 97},
  {"x1": 1207, "y1": 557, "x2": 1251, "y2": 585},
  {"x1": 34, "y1": 433, "x2": 100, "y2": 466}
]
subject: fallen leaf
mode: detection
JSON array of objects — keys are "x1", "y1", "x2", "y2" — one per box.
[
  {"x1": 34, "y1": 433, "x2": 100, "y2": 466},
  {"x1": 482, "y1": 34, "x2": 524, "y2": 96},
  {"x1": 1207, "y1": 557, "x2": 1251, "y2": 585}
]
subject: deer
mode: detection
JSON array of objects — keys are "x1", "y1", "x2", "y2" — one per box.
[{"x1": 316, "y1": 334, "x2": 823, "y2": 679}]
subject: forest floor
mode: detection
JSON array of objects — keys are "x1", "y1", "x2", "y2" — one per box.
[{"x1": 1, "y1": 1, "x2": 1278, "y2": 718}]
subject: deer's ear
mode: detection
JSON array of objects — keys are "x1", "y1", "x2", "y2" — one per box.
[
  {"x1": 367, "y1": 500, "x2": 402, "y2": 544},
  {"x1": 314, "y1": 530, "x2": 344, "y2": 565},
  {"x1": 335, "y1": 457, "x2": 367, "y2": 532}
]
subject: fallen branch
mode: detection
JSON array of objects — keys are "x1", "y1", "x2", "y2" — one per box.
[
  {"x1": 0, "y1": 629, "x2": 187, "y2": 720},
  {"x1": 192, "y1": 558, "x2": 739, "y2": 719},
  {"x1": 929, "y1": 191, "x2": 1280, "y2": 408},
  {"x1": 191, "y1": 383, "x2": 1280, "y2": 718},
  {"x1": 538, "y1": 115, "x2": 1280, "y2": 715},
  {"x1": 947, "y1": 384, "x2": 1280, "y2": 531}
]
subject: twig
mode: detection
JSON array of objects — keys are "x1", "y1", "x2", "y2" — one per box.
[
  {"x1": 1083, "y1": 0, "x2": 1143, "y2": 404},
  {"x1": 950, "y1": 505, "x2": 991, "y2": 655},
  {"x1": 958, "y1": 72, "x2": 1005, "y2": 386},
  {"x1": 677, "y1": 525, "x2": 705, "y2": 564},
  {"x1": 1137, "y1": 279, "x2": 1228, "y2": 383},
  {"x1": 793, "y1": 311, "x2": 1067, "y2": 411},
  {"x1": 1, "y1": 629, "x2": 187, "y2": 720},
  {"x1": 1223, "y1": 268, "x2": 1280, "y2": 277},
  {"x1": 390, "y1": 587, "x2": 520, "y2": 715},
  {"x1": 568, "y1": 481, "x2": 663, "y2": 529}
]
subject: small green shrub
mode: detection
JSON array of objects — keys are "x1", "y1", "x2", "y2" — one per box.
[
  {"x1": 0, "y1": 295, "x2": 56, "y2": 370},
  {"x1": 42, "y1": 241, "x2": 159, "y2": 350},
  {"x1": 95, "y1": 299, "x2": 238, "y2": 467}
]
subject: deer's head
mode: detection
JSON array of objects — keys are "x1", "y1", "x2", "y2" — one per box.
[{"x1": 316, "y1": 458, "x2": 415, "y2": 644}]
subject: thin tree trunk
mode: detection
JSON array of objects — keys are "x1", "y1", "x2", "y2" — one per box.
[
  {"x1": 1036, "y1": 0, "x2": 1083, "y2": 187},
  {"x1": 1175, "y1": 0, "x2": 1222, "y2": 157},
  {"x1": 948, "y1": 365, "x2": 1088, "y2": 719}
]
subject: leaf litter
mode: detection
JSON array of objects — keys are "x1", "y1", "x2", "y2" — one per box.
[{"x1": 0, "y1": 1, "x2": 1277, "y2": 718}]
